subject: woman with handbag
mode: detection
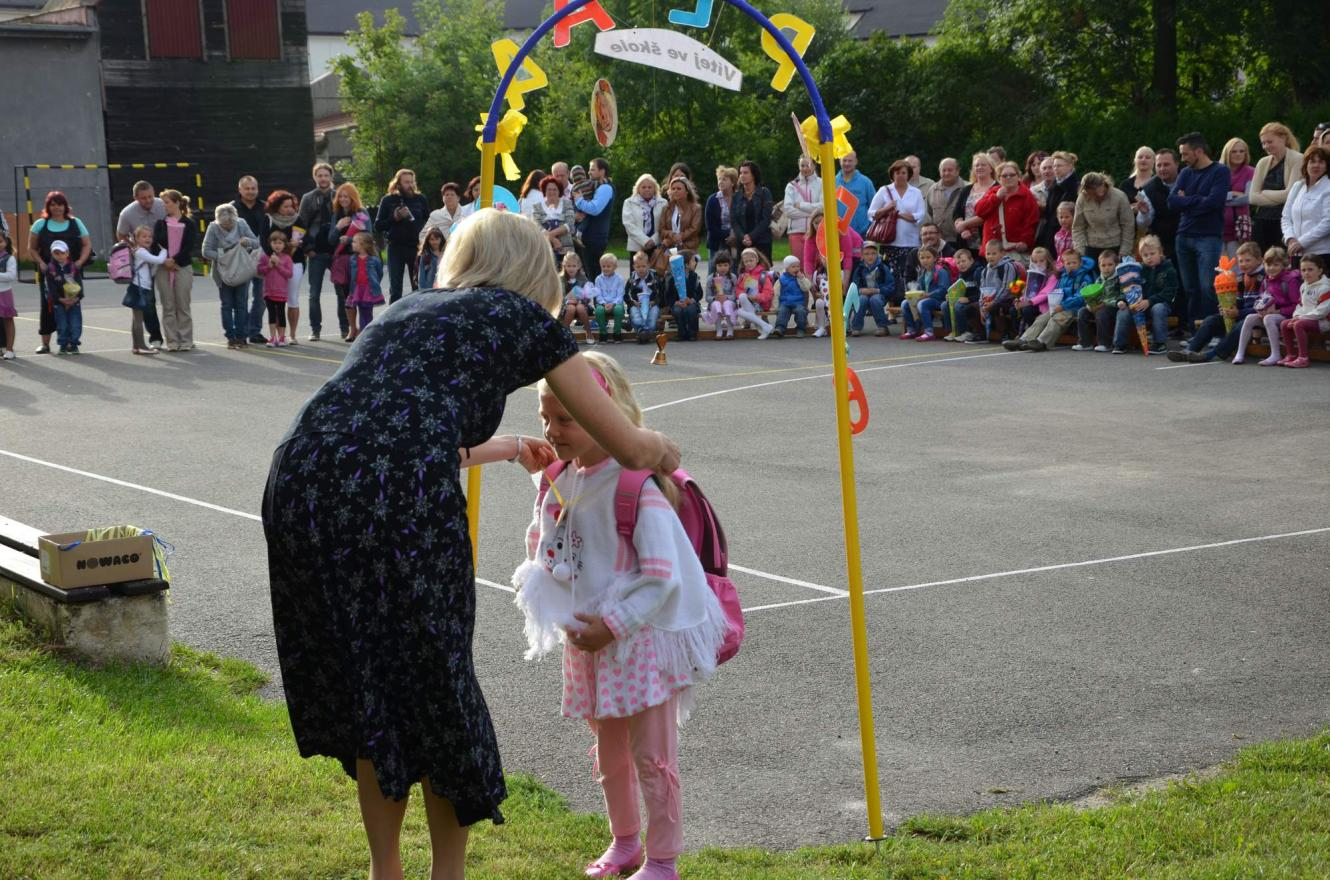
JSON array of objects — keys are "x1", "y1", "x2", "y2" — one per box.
[
  {"x1": 868, "y1": 159, "x2": 926, "y2": 295},
  {"x1": 327, "y1": 183, "x2": 371, "y2": 342},
  {"x1": 202, "y1": 203, "x2": 260, "y2": 349}
]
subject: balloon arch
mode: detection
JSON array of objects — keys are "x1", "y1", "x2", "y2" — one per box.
[{"x1": 470, "y1": 0, "x2": 885, "y2": 841}]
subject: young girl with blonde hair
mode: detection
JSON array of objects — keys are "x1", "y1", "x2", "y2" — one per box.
[
  {"x1": 734, "y1": 246, "x2": 774, "y2": 338},
  {"x1": 515, "y1": 350, "x2": 728, "y2": 880}
]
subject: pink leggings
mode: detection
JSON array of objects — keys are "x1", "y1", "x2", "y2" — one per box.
[
  {"x1": 1279, "y1": 318, "x2": 1322, "y2": 358},
  {"x1": 589, "y1": 695, "x2": 683, "y2": 860}
]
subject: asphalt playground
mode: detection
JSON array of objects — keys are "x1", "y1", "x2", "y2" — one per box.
[{"x1": 3, "y1": 276, "x2": 1329, "y2": 851}]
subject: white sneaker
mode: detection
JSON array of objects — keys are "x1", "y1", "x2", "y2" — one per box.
[
  {"x1": 2, "y1": 350, "x2": 14, "y2": 360},
  {"x1": 1094, "y1": 344, "x2": 1109, "y2": 353},
  {"x1": 943, "y1": 333, "x2": 957, "y2": 342},
  {"x1": 757, "y1": 327, "x2": 771, "y2": 340},
  {"x1": 266, "y1": 340, "x2": 277, "y2": 348},
  {"x1": 813, "y1": 327, "x2": 827, "y2": 338},
  {"x1": 1071, "y1": 343, "x2": 1090, "y2": 351},
  {"x1": 956, "y1": 331, "x2": 975, "y2": 343}
]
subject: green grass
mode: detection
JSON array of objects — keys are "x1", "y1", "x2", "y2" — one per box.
[{"x1": 2, "y1": 604, "x2": 1328, "y2": 879}]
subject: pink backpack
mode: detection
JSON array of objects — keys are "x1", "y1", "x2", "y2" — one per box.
[
  {"x1": 108, "y1": 242, "x2": 132, "y2": 284},
  {"x1": 538, "y1": 463, "x2": 744, "y2": 664}
]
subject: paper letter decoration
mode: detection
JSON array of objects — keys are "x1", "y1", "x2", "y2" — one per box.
[
  {"x1": 491, "y1": 39, "x2": 548, "y2": 111},
  {"x1": 553, "y1": 0, "x2": 615, "y2": 49},
  {"x1": 835, "y1": 186, "x2": 858, "y2": 234},
  {"x1": 760, "y1": 14, "x2": 814, "y2": 92},
  {"x1": 667, "y1": 0, "x2": 714, "y2": 28}
]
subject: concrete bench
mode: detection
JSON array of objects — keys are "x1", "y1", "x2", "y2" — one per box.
[{"x1": 0, "y1": 515, "x2": 171, "y2": 665}]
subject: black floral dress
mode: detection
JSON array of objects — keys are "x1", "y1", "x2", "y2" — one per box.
[{"x1": 262, "y1": 287, "x2": 578, "y2": 825}]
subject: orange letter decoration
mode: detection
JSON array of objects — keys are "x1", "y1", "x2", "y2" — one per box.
[{"x1": 553, "y1": 0, "x2": 615, "y2": 48}]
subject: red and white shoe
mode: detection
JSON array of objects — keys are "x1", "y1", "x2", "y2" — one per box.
[{"x1": 916, "y1": 332, "x2": 936, "y2": 341}]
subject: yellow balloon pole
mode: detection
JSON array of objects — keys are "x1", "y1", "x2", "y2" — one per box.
[
  {"x1": 467, "y1": 140, "x2": 499, "y2": 564},
  {"x1": 818, "y1": 138, "x2": 885, "y2": 841}
]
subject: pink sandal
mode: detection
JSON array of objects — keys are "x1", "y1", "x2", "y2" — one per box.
[{"x1": 585, "y1": 843, "x2": 644, "y2": 878}]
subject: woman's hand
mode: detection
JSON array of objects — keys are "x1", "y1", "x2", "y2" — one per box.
[
  {"x1": 651, "y1": 430, "x2": 681, "y2": 475},
  {"x1": 567, "y1": 614, "x2": 614, "y2": 653},
  {"x1": 516, "y1": 436, "x2": 557, "y2": 473},
  {"x1": 1286, "y1": 238, "x2": 1303, "y2": 256},
  {"x1": 163, "y1": 258, "x2": 177, "y2": 271},
  {"x1": 336, "y1": 217, "x2": 351, "y2": 231}
]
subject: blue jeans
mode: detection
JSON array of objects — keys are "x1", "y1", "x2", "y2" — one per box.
[
  {"x1": 1113, "y1": 302, "x2": 1170, "y2": 348},
  {"x1": 54, "y1": 302, "x2": 82, "y2": 347},
  {"x1": 632, "y1": 302, "x2": 659, "y2": 335},
  {"x1": 386, "y1": 241, "x2": 415, "y2": 304},
  {"x1": 140, "y1": 288, "x2": 162, "y2": 343},
  {"x1": 916, "y1": 296, "x2": 949, "y2": 335},
  {"x1": 773, "y1": 303, "x2": 807, "y2": 334},
  {"x1": 247, "y1": 277, "x2": 266, "y2": 338},
  {"x1": 219, "y1": 283, "x2": 248, "y2": 341},
  {"x1": 306, "y1": 252, "x2": 336, "y2": 334},
  {"x1": 1186, "y1": 312, "x2": 1245, "y2": 360},
  {"x1": 853, "y1": 293, "x2": 889, "y2": 331},
  {"x1": 1174, "y1": 234, "x2": 1222, "y2": 334}
]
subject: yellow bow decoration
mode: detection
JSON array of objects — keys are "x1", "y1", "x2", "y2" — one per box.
[
  {"x1": 475, "y1": 109, "x2": 527, "y2": 182},
  {"x1": 801, "y1": 114, "x2": 853, "y2": 159}
]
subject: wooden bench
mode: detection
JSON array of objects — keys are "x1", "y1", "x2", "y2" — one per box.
[{"x1": 0, "y1": 515, "x2": 171, "y2": 664}]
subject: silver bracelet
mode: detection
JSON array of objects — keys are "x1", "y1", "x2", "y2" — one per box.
[{"x1": 507, "y1": 435, "x2": 523, "y2": 463}]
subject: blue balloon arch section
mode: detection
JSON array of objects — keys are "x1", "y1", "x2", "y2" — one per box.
[{"x1": 479, "y1": 0, "x2": 835, "y2": 146}]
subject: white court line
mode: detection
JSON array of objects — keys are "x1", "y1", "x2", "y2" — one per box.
[
  {"x1": 642, "y1": 350, "x2": 1012, "y2": 412},
  {"x1": 1155, "y1": 361, "x2": 1220, "y2": 370},
  {"x1": 0, "y1": 447, "x2": 837, "y2": 600},
  {"x1": 0, "y1": 448, "x2": 263, "y2": 522},
  {"x1": 740, "y1": 525, "x2": 1330, "y2": 613},
  {"x1": 728, "y1": 563, "x2": 847, "y2": 596},
  {"x1": 476, "y1": 576, "x2": 516, "y2": 594}
]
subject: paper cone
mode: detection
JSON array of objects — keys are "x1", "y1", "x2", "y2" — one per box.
[
  {"x1": 1137, "y1": 323, "x2": 1150, "y2": 356},
  {"x1": 1217, "y1": 291, "x2": 1237, "y2": 332}
]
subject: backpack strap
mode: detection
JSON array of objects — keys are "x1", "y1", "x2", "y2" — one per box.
[
  {"x1": 614, "y1": 468, "x2": 729, "y2": 577},
  {"x1": 614, "y1": 468, "x2": 655, "y2": 542}
]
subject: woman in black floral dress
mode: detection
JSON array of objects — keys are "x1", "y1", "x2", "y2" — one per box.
[{"x1": 262, "y1": 209, "x2": 680, "y2": 878}]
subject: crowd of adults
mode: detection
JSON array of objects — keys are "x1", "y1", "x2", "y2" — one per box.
[{"x1": 11, "y1": 119, "x2": 1330, "y2": 354}]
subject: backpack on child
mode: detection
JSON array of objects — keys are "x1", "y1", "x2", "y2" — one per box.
[
  {"x1": 538, "y1": 463, "x2": 744, "y2": 664},
  {"x1": 108, "y1": 242, "x2": 132, "y2": 284}
]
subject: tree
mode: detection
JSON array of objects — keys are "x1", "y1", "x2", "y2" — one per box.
[{"x1": 333, "y1": 0, "x2": 505, "y2": 201}]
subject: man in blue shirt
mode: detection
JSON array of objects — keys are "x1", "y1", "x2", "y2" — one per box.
[
  {"x1": 834, "y1": 151, "x2": 875, "y2": 237},
  {"x1": 575, "y1": 157, "x2": 615, "y2": 272},
  {"x1": 1168, "y1": 132, "x2": 1231, "y2": 335}
]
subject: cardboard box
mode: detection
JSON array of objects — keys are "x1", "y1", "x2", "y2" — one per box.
[{"x1": 38, "y1": 530, "x2": 156, "y2": 589}]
